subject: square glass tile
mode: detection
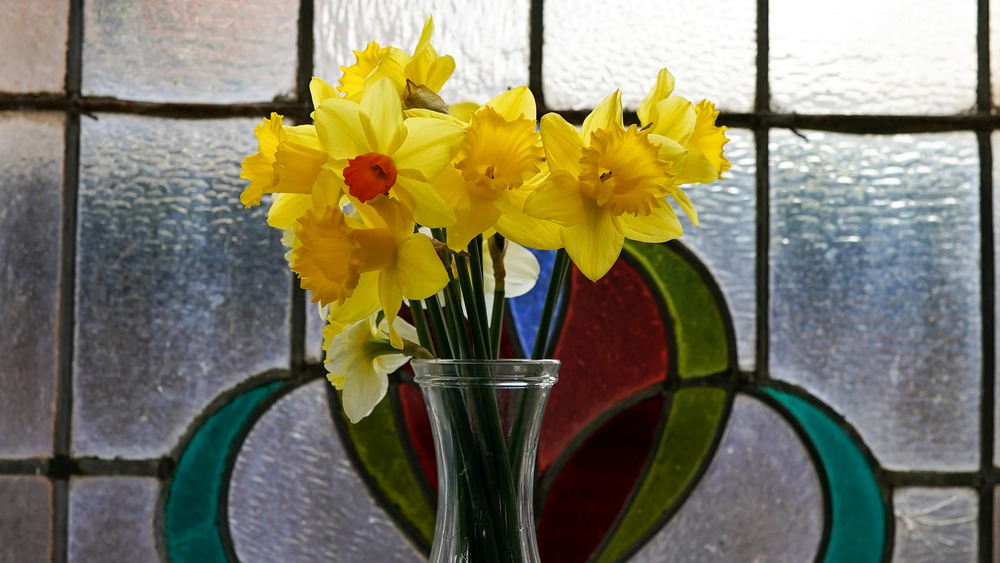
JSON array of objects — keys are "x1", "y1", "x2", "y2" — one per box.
[
  {"x1": 770, "y1": 130, "x2": 981, "y2": 471},
  {"x1": 74, "y1": 115, "x2": 291, "y2": 458},
  {"x1": 83, "y1": 0, "x2": 298, "y2": 103},
  {"x1": 893, "y1": 488, "x2": 976, "y2": 562},
  {"x1": 69, "y1": 477, "x2": 159, "y2": 562},
  {"x1": 542, "y1": 0, "x2": 755, "y2": 112},
  {"x1": 771, "y1": 0, "x2": 977, "y2": 114},
  {"x1": 0, "y1": 476, "x2": 51, "y2": 562},
  {"x1": 0, "y1": 112, "x2": 64, "y2": 457},
  {"x1": 314, "y1": 0, "x2": 531, "y2": 106},
  {"x1": 0, "y1": 0, "x2": 68, "y2": 93}
]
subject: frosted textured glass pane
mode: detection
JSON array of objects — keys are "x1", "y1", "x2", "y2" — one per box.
[
  {"x1": 228, "y1": 380, "x2": 422, "y2": 562},
  {"x1": 307, "y1": 299, "x2": 326, "y2": 363},
  {"x1": 770, "y1": 130, "x2": 981, "y2": 470},
  {"x1": 314, "y1": 0, "x2": 530, "y2": 105},
  {"x1": 83, "y1": 0, "x2": 298, "y2": 103},
  {"x1": 0, "y1": 0, "x2": 68, "y2": 92},
  {"x1": 543, "y1": 0, "x2": 754, "y2": 112},
  {"x1": 74, "y1": 115, "x2": 290, "y2": 457},
  {"x1": 631, "y1": 394, "x2": 822, "y2": 561},
  {"x1": 69, "y1": 477, "x2": 159, "y2": 563},
  {"x1": 675, "y1": 128, "x2": 755, "y2": 370},
  {"x1": 892, "y1": 488, "x2": 976, "y2": 562},
  {"x1": 771, "y1": 0, "x2": 976, "y2": 114},
  {"x1": 991, "y1": 0, "x2": 1000, "y2": 109},
  {"x1": 0, "y1": 113, "x2": 63, "y2": 457},
  {"x1": 0, "y1": 477, "x2": 51, "y2": 562}
]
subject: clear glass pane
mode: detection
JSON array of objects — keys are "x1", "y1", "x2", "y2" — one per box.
[
  {"x1": 770, "y1": 130, "x2": 981, "y2": 471},
  {"x1": 991, "y1": 0, "x2": 1000, "y2": 110},
  {"x1": 228, "y1": 380, "x2": 422, "y2": 562},
  {"x1": 542, "y1": 0, "x2": 755, "y2": 112},
  {"x1": 0, "y1": 476, "x2": 51, "y2": 562},
  {"x1": 630, "y1": 394, "x2": 823, "y2": 561},
  {"x1": 306, "y1": 298, "x2": 325, "y2": 364},
  {"x1": 74, "y1": 115, "x2": 291, "y2": 458},
  {"x1": 0, "y1": 112, "x2": 63, "y2": 457},
  {"x1": 69, "y1": 477, "x2": 159, "y2": 562},
  {"x1": 314, "y1": 0, "x2": 530, "y2": 106},
  {"x1": 893, "y1": 488, "x2": 977, "y2": 562},
  {"x1": 675, "y1": 128, "x2": 756, "y2": 370},
  {"x1": 82, "y1": 0, "x2": 298, "y2": 103},
  {"x1": 771, "y1": 0, "x2": 977, "y2": 115},
  {"x1": 0, "y1": 0, "x2": 68, "y2": 93}
]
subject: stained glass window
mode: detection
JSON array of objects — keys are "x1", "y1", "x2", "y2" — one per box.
[{"x1": 0, "y1": 0, "x2": 992, "y2": 560}]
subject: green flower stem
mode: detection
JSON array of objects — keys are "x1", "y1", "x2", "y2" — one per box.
[
  {"x1": 489, "y1": 289, "x2": 505, "y2": 359},
  {"x1": 487, "y1": 234, "x2": 507, "y2": 358},
  {"x1": 531, "y1": 248, "x2": 571, "y2": 360},
  {"x1": 408, "y1": 299, "x2": 436, "y2": 357},
  {"x1": 422, "y1": 295, "x2": 454, "y2": 360},
  {"x1": 455, "y1": 253, "x2": 490, "y2": 360},
  {"x1": 443, "y1": 281, "x2": 473, "y2": 360},
  {"x1": 468, "y1": 235, "x2": 493, "y2": 358}
]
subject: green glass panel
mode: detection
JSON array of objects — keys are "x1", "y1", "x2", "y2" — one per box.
[
  {"x1": 595, "y1": 387, "x2": 729, "y2": 562},
  {"x1": 765, "y1": 388, "x2": 886, "y2": 563},
  {"x1": 165, "y1": 380, "x2": 282, "y2": 562},
  {"x1": 625, "y1": 241, "x2": 730, "y2": 377},
  {"x1": 336, "y1": 387, "x2": 435, "y2": 547}
]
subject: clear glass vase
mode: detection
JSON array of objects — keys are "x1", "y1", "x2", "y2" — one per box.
[{"x1": 412, "y1": 359, "x2": 560, "y2": 563}]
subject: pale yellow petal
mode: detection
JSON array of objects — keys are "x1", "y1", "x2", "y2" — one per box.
[
  {"x1": 488, "y1": 86, "x2": 536, "y2": 121},
  {"x1": 494, "y1": 190, "x2": 563, "y2": 250},
  {"x1": 539, "y1": 113, "x2": 583, "y2": 176},
  {"x1": 447, "y1": 195, "x2": 502, "y2": 251},
  {"x1": 328, "y1": 271, "x2": 381, "y2": 326},
  {"x1": 310, "y1": 77, "x2": 341, "y2": 111},
  {"x1": 378, "y1": 269, "x2": 405, "y2": 349},
  {"x1": 523, "y1": 170, "x2": 585, "y2": 226},
  {"x1": 339, "y1": 359, "x2": 388, "y2": 423},
  {"x1": 424, "y1": 55, "x2": 455, "y2": 92},
  {"x1": 449, "y1": 102, "x2": 480, "y2": 123},
  {"x1": 392, "y1": 116, "x2": 466, "y2": 177},
  {"x1": 267, "y1": 193, "x2": 314, "y2": 230},
  {"x1": 638, "y1": 68, "x2": 676, "y2": 126},
  {"x1": 668, "y1": 186, "x2": 699, "y2": 226},
  {"x1": 648, "y1": 96, "x2": 696, "y2": 144},
  {"x1": 393, "y1": 172, "x2": 458, "y2": 228},
  {"x1": 396, "y1": 234, "x2": 450, "y2": 299},
  {"x1": 361, "y1": 78, "x2": 405, "y2": 154},
  {"x1": 582, "y1": 90, "x2": 623, "y2": 143},
  {"x1": 315, "y1": 98, "x2": 369, "y2": 160},
  {"x1": 617, "y1": 201, "x2": 683, "y2": 243},
  {"x1": 562, "y1": 200, "x2": 624, "y2": 282}
]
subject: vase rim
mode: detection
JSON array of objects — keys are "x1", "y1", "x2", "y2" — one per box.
[{"x1": 410, "y1": 358, "x2": 559, "y2": 387}]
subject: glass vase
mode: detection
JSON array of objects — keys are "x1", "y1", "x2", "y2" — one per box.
[{"x1": 412, "y1": 359, "x2": 559, "y2": 563}]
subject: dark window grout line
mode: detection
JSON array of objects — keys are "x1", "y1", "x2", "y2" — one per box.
[
  {"x1": 978, "y1": 2, "x2": 995, "y2": 562},
  {"x1": 528, "y1": 0, "x2": 545, "y2": 113},
  {"x1": 754, "y1": 0, "x2": 769, "y2": 380},
  {"x1": 53, "y1": 1, "x2": 84, "y2": 561}
]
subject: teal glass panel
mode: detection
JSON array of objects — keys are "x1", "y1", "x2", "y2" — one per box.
[
  {"x1": 165, "y1": 379, "x2": 281, "y2": 563},
  {"x1": 766, "y1": 388, "x2": 886, "y2": 563}
]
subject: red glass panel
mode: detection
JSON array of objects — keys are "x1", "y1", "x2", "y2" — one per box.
[
  {"x1": 537, "y1": 395, "x2": 664, "y2": 561},
  {"x1": 398, "y1": 381, "x2": 436, "y2": 492},
  {"x1": 538, "y1": 261, "x2": 669, "y2": 472}
]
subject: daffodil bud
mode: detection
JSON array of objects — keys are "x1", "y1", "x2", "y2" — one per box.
[{"x1": 404, "y1": 79, "x2": 450, "y2": 114}]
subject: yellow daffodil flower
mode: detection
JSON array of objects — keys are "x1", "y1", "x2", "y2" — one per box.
[
  {"x1": 524, "y1": 90, "x2": 690, "y2": 281},
  {"x1": 239, "y1": 113, "x2": 330, "y2": 209},
  {"x1": 337, "y1": 16, "x2": 455, "y2": 113},
  {"x1": 434, "y1": 86, "x2": 561, "y2": 251},
  {"x1": 290, "y1": 197, "x2": 449, "y2": 348},
  {"x1": 314, "y1": 77, "x2": 465, "y2": 228},
  {"x1": 638, "y1": 68, "x2": 731, "y2": 188},
  {"x1": 325, "y1": 313, "x2": 427, "y2": 423}
]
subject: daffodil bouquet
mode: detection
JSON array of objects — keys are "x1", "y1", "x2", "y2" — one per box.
[{"x1": 239, "y1": 17, "x2": 729, "y2": 424}]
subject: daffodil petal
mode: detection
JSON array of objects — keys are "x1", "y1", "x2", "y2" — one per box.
[
  {"x1": 540, "y1": 113, "x2": 583, "y2": 176},
  {"x1": 396, "y1": 234, "x2": 450, "y2": 299},
  {"x1": 447, "y1": 195, "x2": 502, "y2": 251},
  {"x1": 393, "y1": 172, "x2": 458, "y2": 227},
  {"x1": 424, "y1": 55, "x2": 455, "y2": 92},
  {"x1": 393, "y1": 116, "x2": 466, "y2": 177},
  {"x1": 495, "y1": 190, "x2": 563, "y2": 250},
  {"x1": 498, "y1": 242, "x2": 540, "y2": 298},
  {"x1": 523, "y1": 170, "x2": 585, "y2": 226},
  {"x1": 617, "y1": 202, "x2": 684, "y2": 243},
  {"x1": 310, "y1": 77, "x2": 341, "y2": 111},
  {"x1": 267, "y1": 193, "x2": 314, "y2": 230},
  {"x1": 674, "y1": 150, "x2": 722, "y2": 186},
  {"x1": 340, "y1": 360, "x2": 388, "y2": 423},
  {"x1": 648, "y1": 96, "x2": 696, "y2": 144},
  {"x1": 315, "y1": 98, "x2": 369, "y2": 160},
  {"x1": 488, "y1": 86, "x2": 536, "y2": 121},
  {"x1": 562, "y1": 201, "x2": 624, "y2": 282},
  {"x1": 638, "y1": 68, "x2": 676, "y2": 126},
  {"x1": 668, "y1": 186, "x2": 700, "y2": 226},
  {"x1": 328, "y1": 271, "x2": 381, "y2": 326},
  {"x1": 378, "y1": 269, "x2": 405, "y2": 349},
  {"x1": 582, "y1": 90, "x2": 623, "y2": 143},
  {"x1": 361, "y1": 78, "x2": 406, "y2": 155}
]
